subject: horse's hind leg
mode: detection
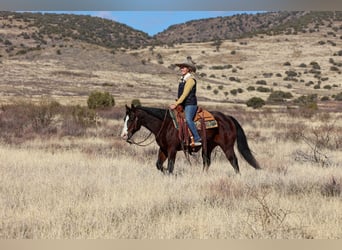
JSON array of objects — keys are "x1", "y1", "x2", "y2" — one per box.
[
  {"x1": 202, "y1": 146, "x2": 213, "y2": 172},
  {"x1": 224, "y1": 148, "x2": 240, "y2": 174},
  {"x1": 156, "y1": 148, "x2": 167, "y2": 172}
]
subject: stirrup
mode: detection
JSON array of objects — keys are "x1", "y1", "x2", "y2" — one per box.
[{"x1": 191, "y1": 141, "x2": 202, "y2": 147}]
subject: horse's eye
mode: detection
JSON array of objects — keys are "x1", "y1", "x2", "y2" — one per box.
[{"x1": 129, "y1": 114, "x2": 134, "y2": 120}]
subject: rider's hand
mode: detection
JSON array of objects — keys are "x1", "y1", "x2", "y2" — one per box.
[{"x1": 169, "y1": 104, "x2": 176, "y2": 110}]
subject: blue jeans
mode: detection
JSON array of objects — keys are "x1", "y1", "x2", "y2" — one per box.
[{"x1": 184, "y1": 105, "x2": 201, "y2": 142}]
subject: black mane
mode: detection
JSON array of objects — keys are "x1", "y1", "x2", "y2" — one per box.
[{"x1": 137, "y1": 106, "x2": 170, "y2": 120}]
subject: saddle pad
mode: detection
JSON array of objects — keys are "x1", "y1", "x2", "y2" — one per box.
[{"x1": 195, "y1": 119, "x2": 218, "y2": 130}]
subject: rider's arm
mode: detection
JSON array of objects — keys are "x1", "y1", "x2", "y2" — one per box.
[{"x1": 174, "y1": 78, "x2": 195, "y2": 106}]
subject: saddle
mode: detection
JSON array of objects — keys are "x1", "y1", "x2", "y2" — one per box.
[
  {"x1": 170, "y1": 106, "x2": 218, "y2": 148},
  {"x1": 171, "y1": 106, "x2": 218, "y2": 130}
]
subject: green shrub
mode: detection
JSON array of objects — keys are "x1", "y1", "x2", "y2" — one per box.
[
  {"x1": 285, "y1": 70, "x2": 298, "y2": 77},
  {"x1": 256, "y1": 86, "x2": 271, "y2": 93},
  {"x1": 294, "y1": 94, "x2": 318, "y2": 117},
  {"x1": 333, "y1": 92, "x2": 342, "y2": 101},
  {"x1": 268, "y1": 90, "x2": 293, "y2": 103},
  {"x1": 256, "y1": 80, "x2": 267, "y2": 85},
  {"x1": 246, "y1": 97, "x2": 266, "y2": 109},
  {"x1": 230, "y1": 89, "x2": 238, "y2": 96},
  {"x1": 131, "y1": 99, "x2": 142, "y2": 107},
  {"x1": 87, "y1": 91, "x2": 115, "y2": 109},
  {"x1": 330, "y1": 66, "x2": 340, "y2": 72},
  {"x1": 310, "y1": 61, "x2": 321, "y2": 69},
  {"x1": 290, "y1": 95, "x2": 318, "y2": 118},
  {"x1": 321, "y1": 96, "x2": 330, "y2": 101}
]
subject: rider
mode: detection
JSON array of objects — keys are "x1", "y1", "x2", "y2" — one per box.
[{"x1": 169, "y1": 56, "x2": 202, "y2": 147}]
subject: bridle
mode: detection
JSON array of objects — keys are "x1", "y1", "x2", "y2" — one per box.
[{"x1": 126, "y1": 109, "x2": 169, "y2": 147}]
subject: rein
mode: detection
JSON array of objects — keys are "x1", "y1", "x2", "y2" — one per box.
[{"x1": 128, "y1": 109, "x2": 169, "y2": 147}]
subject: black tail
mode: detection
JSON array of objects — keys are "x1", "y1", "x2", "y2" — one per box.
[{"x1": 228, "y1": 116, "x2": 261, "y2": 170}]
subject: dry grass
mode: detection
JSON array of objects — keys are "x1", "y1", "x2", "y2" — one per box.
[{"x1": 0, "y1": 109, "x2": 342, "y2": 239}]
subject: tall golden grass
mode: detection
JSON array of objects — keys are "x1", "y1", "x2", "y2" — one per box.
[{"x1": 0, "y1": 106, "x2": 341, "y2": 239}]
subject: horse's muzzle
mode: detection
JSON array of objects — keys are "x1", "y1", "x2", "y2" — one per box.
[
  {"x1": 121, "y1": 134, "x2": 128, "y2": 140},
  {"x1": 121, "y1": 133, "x2": 132, "y2": 144}
]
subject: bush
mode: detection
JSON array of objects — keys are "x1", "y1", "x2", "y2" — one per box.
[
  {"x1": 268, "y1": 91, "x2": 293, "y2": 103},
  {"x1": 230, "y1": 89, "x2": 238, "y2": 96},
  {"x1": 256, "y1": 80, "x2": 267, "y2": 85},
  {"x1": 87, "y1": 91, "x2": 115, "y2": 109},
  {"x1": 0, "y1": 99, "x2": 61, "y2": 140},
  {"x1": 310, "y1": 61, "x2": 321, "y2": 70},
  {"x1": 333, "y1": 92, "x2": 342, "y2": 101},
  {"x1": 246, "y1": 97, "x2": 266, "y2": 109},
  {"x1": 0, "y1": 100, "x2": 99, "y2": 141},
  {"x1": 321, "y1": 96, "x2": 330, "y2": 101},
  {"x1": 256, "y1": 86, "x2": 271, "y2": 93},
  {"x1": 131, "y1": 99, "x2": 142, "y2": 107},
  {"x1": 285, "y1": 70, "x2": 297, "y2": 77},
  {"x1": 293, "y1": 94, "x2": 318, "y2": 117}
]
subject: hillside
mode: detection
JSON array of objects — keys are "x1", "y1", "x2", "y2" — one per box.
[
  {"x1": 0, "y1": 11, "x2": 342, "y2": 109},
  {"x1": 0, "y1": 11, "x2": 152, "y2": 53},
  {"x1": 155, "y1": 11, "x2": 342, "y2": 44}
]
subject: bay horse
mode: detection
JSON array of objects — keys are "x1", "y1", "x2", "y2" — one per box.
[{"x1": 121, "y1": 105, "x2": 260, "y2": 174}]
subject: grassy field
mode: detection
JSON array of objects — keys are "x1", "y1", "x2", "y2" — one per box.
[{"x1": 0, "y1": 105, "x2": 341, "y2": 239}]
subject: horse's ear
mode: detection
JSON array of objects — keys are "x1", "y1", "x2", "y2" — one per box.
[{"x1": 125, "y1": 104, "x2": 131, "y2": 111}]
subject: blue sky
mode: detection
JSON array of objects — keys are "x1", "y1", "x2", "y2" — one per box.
[{"x1": 40, "y1": 11, "x2": 262, "y2": 36}]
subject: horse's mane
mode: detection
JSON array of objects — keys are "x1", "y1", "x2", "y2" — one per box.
[{"x1": 137, "y1": 106, "x2": 170, "y2": 120}]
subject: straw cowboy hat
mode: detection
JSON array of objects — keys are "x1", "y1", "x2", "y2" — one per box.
[{"x1": 175, "y1": 56, "x2": 197, "y2": 72}]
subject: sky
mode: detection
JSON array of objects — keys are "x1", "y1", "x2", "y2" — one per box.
[{"x1": 39, "y1": 11, "x2": 262, "y2": 36}]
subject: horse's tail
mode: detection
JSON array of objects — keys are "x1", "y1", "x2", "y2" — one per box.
[{"x1": 228, "y1": 115, "x2": 261, "y2": 170}]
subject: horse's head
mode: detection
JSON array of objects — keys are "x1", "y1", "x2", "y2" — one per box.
[{"x1": 121, "y1": 105, "x2": 142, "y2": 142}]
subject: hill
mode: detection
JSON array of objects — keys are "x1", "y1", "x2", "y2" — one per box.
[
  {"x1": 155, "y1": 11, "x2": 342, "y2": 44},
  {"x1": 0, "y1": 11, "x2": 152, "y2": 53},
  {"x1": 0, "y1": 11, "x2": 342, "y2": 109}
]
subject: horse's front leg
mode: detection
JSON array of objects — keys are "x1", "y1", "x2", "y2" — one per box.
[
  {"x1": 156, "y1": 148, "x2": 167, "y2": 172},
  {"x1": 167, "y1": 149, "x2": 177, "y2": 174}
]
